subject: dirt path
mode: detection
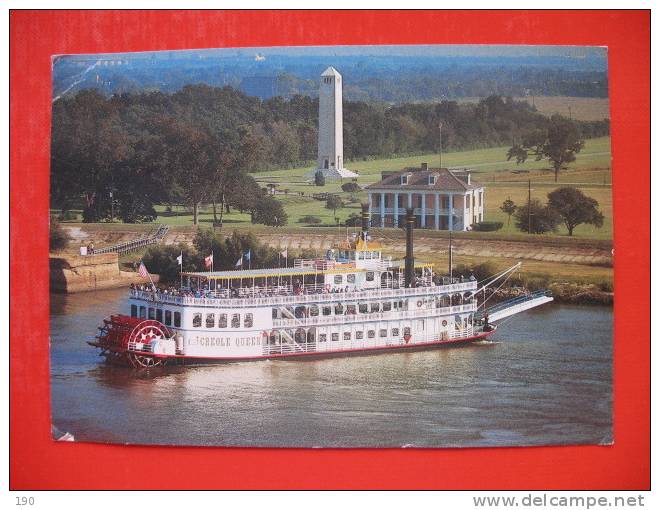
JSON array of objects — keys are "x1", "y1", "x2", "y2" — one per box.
[{"x1": 64, "y1": 225, "x2": 612, "y2": 267}]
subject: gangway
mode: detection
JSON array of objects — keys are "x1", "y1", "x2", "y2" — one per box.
[
  {"x1": 92, "y1": 224, "x2": 169, "y2": 255},
  {"x1": 478, "y1": 290, "x2": 554, "y2": 323}
]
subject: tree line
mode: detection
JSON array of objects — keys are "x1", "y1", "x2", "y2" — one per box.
[{"x1": 51, "y1": 86, "x2": 609, "y2": 224}]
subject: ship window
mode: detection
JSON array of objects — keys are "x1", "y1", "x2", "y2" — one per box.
[
  {"x1": 345, "y1": 304, "x2": 356, "y2": 315},
  {"x1": 392, "y1": 328, "x2": 399, "y2": 336},
  {"x1": 192, "y1": 313, "x2": 202, "y2": 328},
  {"x1": 309, "y1": 305, "x2": 319, "y2": 317},
  {"x1": 156, "y1": 309, "x2": 163, "y2": 323},
  {"x1": 272, "y1": 309, "x2": 278, "y2": 319},
  {"x1": 347, "y1": 274, "x2": 355, "y2": 283},
  {"x1": 366, "y1": 272, "x2": 374, "y2": 282},
  {"x1": 334, "y1": 304, "x2": 344, "y2": 315},
  {"x1": 148, "y1": 308, "x2": 155, "y2": 320},
  {"x1": 404, "y1": 327, "x2": 411, "y2": 336},
  {"x1": 379, "y1": 329, "x2": 387, "y2": 337},
  {"x1": 206, "y1": 313, "x2": 215, "y2": 328},
  {"x1": 218, "y1": 314, "x2": 227, "y2": 328},
  {"x1": 174, "y1": 312, "x2": 181, "y2": 327},
  {"x1": 332, "y1": 333, "x2": 339, "y2": 342},
  {"x1": 322, "y1": 306, "x2": 332, "y2": 316},
  {"x1": 370, "y1": 302, "x2": 380, "y2": 312},
  {"x1": 319, "y1": 334, "x2": 327, "y2": 342},
  {"x1": 355, "y1": 331, "x2": 364, "y2": 340},
  {"x1": 334, "y1": 275, "x2": 343, "y2": 284},
  {"x1": 368, "y1": 330, "x2": 376, "y2": 339},
  {"x1": 383, "y1": 302, "x2": 392, "y2": 312},
  {"x1": 343, "y1": 332, "x2": 351, "y2": 341},
  {"x1": 244, "y1": 313, "x2": 253, "y2": 328},
  {"x1": 165, "y1": 310, "x2": 172, "y2": 326},
  {"x1": 231, "y1": 314, "x2": 240, "y2": 328},
  {"x1": 359, "y1": 303, "x2": 368, "y2": 313},
  {"x1": 130, "y1": 304, "x2": 137, "y2": 318}
]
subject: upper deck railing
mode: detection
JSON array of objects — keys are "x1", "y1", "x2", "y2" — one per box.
[{"x1": 129, "y1": 280, "x2": 478, "y2": 308}]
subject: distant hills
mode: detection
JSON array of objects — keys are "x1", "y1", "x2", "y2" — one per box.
[{"x1": 52, "y1": 47, "x2": 609, "y2": 103}]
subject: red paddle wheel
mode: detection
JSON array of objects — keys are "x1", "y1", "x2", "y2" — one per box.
[{"x1": 93, "y1": 315, "x2": 173, "y2": 368}]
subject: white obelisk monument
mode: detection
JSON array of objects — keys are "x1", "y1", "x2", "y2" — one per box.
[{"x1": 306, "y1": 67, "x2": 358, "y2": 180}]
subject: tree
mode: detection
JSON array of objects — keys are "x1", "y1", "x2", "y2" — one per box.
[
  {"x1": 544, "y1": 115, "x2": 585, "y2": 182},
  {"x1": 341, "y1": 181, "x2": 361, "y2": 194},
  {"x1": 49, "y1": 218, "x2": 70, "y2": 252},
  {"x1": 325, "y1": 195, "x2": 343, "y2": 222},
  {"x1": 514, "y1": 198, "x2": 560, "y2": 234},
  {"x1": 547, "y1": 186, "x2": 604, "y2": 236},
  {"x1": 252, "y1": 197, "x2": 288, "y2": 226},
  {"x1": 499, "y1": 197, "x2": 517, "y2": 226},
  {"x1": 506, "y1": 116, "x2": 585, "y2": 182},
  {"x1": 314, "y1": 170, "x2": 326, "y2": 187}
]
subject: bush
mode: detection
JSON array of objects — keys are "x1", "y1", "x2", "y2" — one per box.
[
  {"x1": 314, "y1": 170, "x2": 325, "y2": 187},
  {"x1": 142, "y1": 244, "x2": 197, "y2": 283},
  {"x1": 59, "y1": 210, "x2": 79, "y2": 221},
  {"x1": 341, "y1": 182, "x2": 361, "y2": 193},
  {"x1": 298, "y1": 215, "x2": 322, "y2": 224},
  {"x1": 453, "y1": 261, "x2": 498, "y2": 282},
  {"x1": 49, "y1": 218, "x2": 70, "y2": 252},
  {"x1": 472, "y1": 221, "x2": 503, "y2": 232},
  {"x1": 344, "y1": 213, "x2": 361, "y2": 227}
]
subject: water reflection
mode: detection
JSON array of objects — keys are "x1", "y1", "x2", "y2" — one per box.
[{"x1": 50, "y1": 288, "x2": 613, "y2": 447}]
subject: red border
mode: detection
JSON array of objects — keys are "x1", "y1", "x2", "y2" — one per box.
[{"x1": 10, "y1": 10, "x2": 650, "y2": 490}]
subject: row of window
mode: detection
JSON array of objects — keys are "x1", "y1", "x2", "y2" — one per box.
[
  {"x1": 192, "y1": 312, "x2": 253, "y2": 329},
  {"x1": 318, "y1": 326, "x2": 410, "y2": 342},
  {"x1": 131, "y1": 305, "x2": 182, "y2": 327},
  {"x1": 274, "y1": 300, "x2": 406, "y2": 319}
]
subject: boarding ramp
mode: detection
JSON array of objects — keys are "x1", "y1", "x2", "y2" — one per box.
[
  {"x1": 480, "y1": 291, "x2": 554, "y2": 323},
  {"x1": 92, "y1": 224, "x2": 169, "y2": 255}
]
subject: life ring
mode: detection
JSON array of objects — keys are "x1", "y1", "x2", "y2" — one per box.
[
  {"x1": 416, "y1": 300, "x2": 423, "y2": 308},
  {"x1": 442, "y1": 320, "x2": 448, "y2": 327}
]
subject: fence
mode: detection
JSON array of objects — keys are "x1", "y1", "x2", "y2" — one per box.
[{"x1": 91, "y1": 224, "x2": 169, "y2": 256}]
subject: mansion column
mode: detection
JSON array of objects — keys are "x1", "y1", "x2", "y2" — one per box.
[
  {"x1": 434, "y1": 193, "x2": 440, "y2": 230},
  {"x1": 448, "y1": 193, "x2": 454, "y2": 231},
  {"x1": 394, "y1": 192, "x2": 399, "y2": 227},
  {"x1": 380, "y1": 192, "x2": 386, "y2": 228},
  {"x1": 420, "y1": 192, "x2": 426, "y2": 228}
]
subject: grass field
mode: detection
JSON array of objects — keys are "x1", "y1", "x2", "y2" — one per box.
[
  {"x1": 457, "y1": 96, "x2": 610, "y2": 122},
  {"x1": 54, "y1": 136, "x2": 612, "y2": 240}
]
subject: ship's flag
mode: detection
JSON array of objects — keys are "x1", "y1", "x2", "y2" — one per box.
[
  {"x1": 280, "y1": 248, "x2": 287, "y2": 258},
  {"x1": 244, "y1": 249, "x2": 251, "y2": 261},
  {"x1": 205, "y1": 253, "x2": 213, "y2": 269},
  {"x1": 235, "y1": 257, "x2": 243, "y2": 267},
  {"x1": 176, "y1": 252, "x2": 183, "y2": 266},
  {"x1": 138, "y1": 261, "x2": 149, "y2": 278}
]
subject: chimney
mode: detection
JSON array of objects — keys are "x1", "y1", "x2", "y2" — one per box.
[
  {"x1": 466, "y1": 171, "x2": 471, "y2": 185},
  {"x1": 360, "y1": 202, "x2": 370, "y2": 240},
  {"x1": 404, "y1": 208, "x2": 416, "y2": 288},
  {"x1": 421, "y1": 162, "x2": 428, "y2": 171}
]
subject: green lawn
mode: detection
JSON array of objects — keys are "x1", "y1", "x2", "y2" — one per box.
[{"x1": 54, "y1": 136, "x2": 612, "y2": 240}]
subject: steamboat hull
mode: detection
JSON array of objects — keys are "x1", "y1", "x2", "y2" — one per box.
[{"x1": 89, "y1": 328, "x2": 496, "y2": 367}]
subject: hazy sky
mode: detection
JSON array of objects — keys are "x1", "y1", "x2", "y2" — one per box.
[{"x1": 57, "y1": 44, "x2": 606, "y2": 61}]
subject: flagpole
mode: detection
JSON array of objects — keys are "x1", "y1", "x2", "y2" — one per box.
[
  {"x1": 140, "y1": 259, "x2": 158, "y2": 293},
  {"x1": 179, "y1": 251, "x2": 183, "y2": 289}
]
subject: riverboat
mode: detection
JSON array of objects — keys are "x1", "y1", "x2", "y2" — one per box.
[{"x1": 89, "y1": 206, "x2": 553, "y2": 367}]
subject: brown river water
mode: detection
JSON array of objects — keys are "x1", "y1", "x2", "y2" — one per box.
[{"x1": 50, "y1": 288, "x2": 612, "y2": 448}]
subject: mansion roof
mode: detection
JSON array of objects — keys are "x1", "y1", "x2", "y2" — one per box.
[{"x1": 366, "y1": 165, "x2": 481, "y2": 192}]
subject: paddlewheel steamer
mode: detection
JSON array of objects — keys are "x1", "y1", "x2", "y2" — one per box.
[{"x1": 90, "y1": 206, "x2": 553, "y2": 367}]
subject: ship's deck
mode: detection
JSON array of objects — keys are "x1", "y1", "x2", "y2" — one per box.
[{"x1": 129, "y1": 279, "x2": 478, "y2": 308}]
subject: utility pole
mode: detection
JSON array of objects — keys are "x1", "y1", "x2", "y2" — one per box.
[
  {"x1": 568, "y1": 105, "x2": 572, "y2": 120},
  {"x1": 448, "y1": 229, "x2": 453, "y2": 281},
  {"x1": 109, "y1": 190, "x2": 114, "y2": 223},
  {"x1": 528, "y1": 179, "x2": 532, "y2": 234},
  {"x1": 438, "y1": 121, "x2": 443, "y2": 168}
]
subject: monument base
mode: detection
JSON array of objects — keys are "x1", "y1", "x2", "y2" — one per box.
[{"x1": 306, "y1": 166, "x2": 359, "y2": 181}]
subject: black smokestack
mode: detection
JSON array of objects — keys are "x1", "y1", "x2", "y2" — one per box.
[
  {"x1": 361, "y1": 202, "x2": 370, "y2": 240},
  {"x1": 404, "y1": 208, "x2": 415, "y2": 288}
]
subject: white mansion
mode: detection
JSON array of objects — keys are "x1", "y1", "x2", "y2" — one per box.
[{"x1": 366, "y1": 163, "x2": 485, "y2": 231}]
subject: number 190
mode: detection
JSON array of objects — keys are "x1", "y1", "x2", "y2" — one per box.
[{"x1": 16, "y1": 497, "x2": 34, "y2": 506}]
